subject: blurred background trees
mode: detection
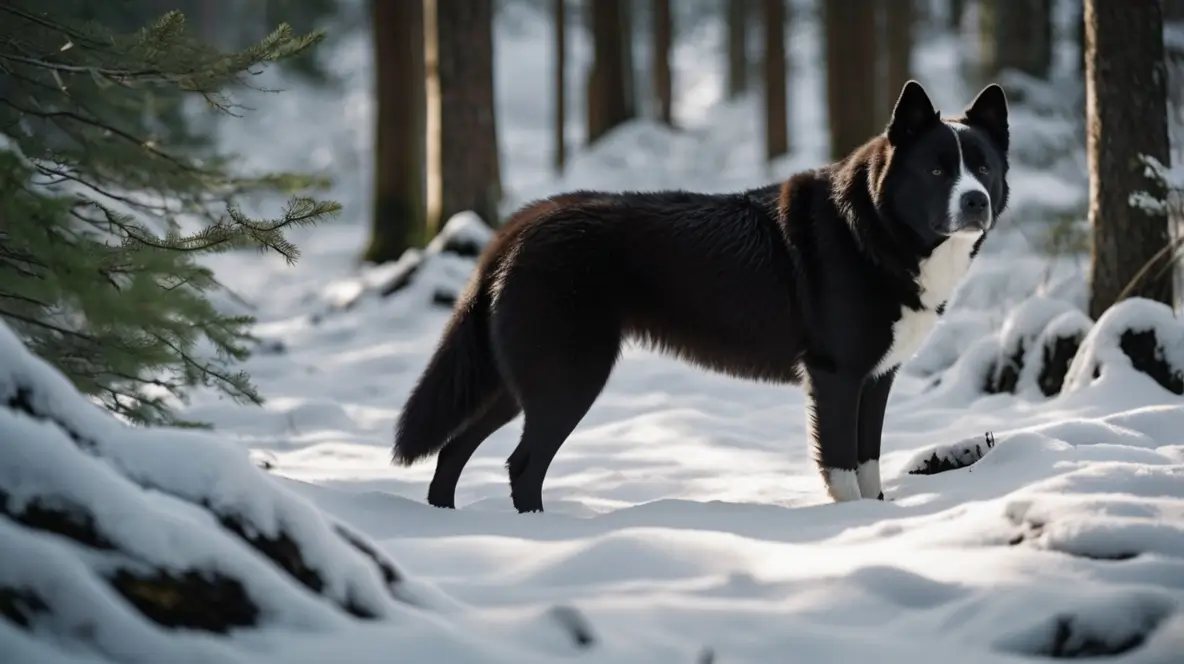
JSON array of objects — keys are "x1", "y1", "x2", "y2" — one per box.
[{"x1": 2, "y1": 0, "x2": 1180, "y2": 425}]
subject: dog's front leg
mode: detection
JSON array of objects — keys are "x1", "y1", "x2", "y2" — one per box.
[
  {"x1": 857, "y1": 369, "x2": 895, "y2": 501},
  {"x1": 803, "y1": 365, "x2": 863, "y2": 502}
]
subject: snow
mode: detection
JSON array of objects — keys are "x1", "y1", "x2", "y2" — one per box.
[
  {"x1": 1064, "y1": 297, "x2": 1184, "y2": 394},
  {"x1": 4, "y1": 3, "x2": 1184, "y2": 664}
]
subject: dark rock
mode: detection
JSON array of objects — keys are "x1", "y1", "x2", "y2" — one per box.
[
  {"x1": 436, "y1": 232, "x2": 486, "y2": 258},
  {"x1": 108, "y1": 568, "x2": 258, "y2": 633},
  {"x1": 378, "y1": 255, "x2": 422, "y2": 299},
  {"x1": 906, "y1": 431, "x2": 997, "y2": 475},
  {"x1": 255, "y1": 338, "x2": 287, "y2": 356},
  {"x1": 987, "y1": 341, "x2": 1027, "y2": 395},
  {"x1": 1119, "y1": 329, "x2": 1184, "y2": 395},
  {"x1": 0, "y1": 587, "x2": 48, "y2": 629},
  {"x1": 1037, "y1": 331, "x2": 1085, "y2": 397},
  {"x1": 1026, "y1": 612, "x2": 1163, "y2": 658}
]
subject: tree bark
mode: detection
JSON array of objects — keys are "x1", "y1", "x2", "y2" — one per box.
[
  {"x1": 652, "y1": 0, "x2": 673, "y2": 125},
  {"x1": 826, "y1": 0, "x2": 878, "y2": 161},
  {"x1": 364, "y1": 0, "x2": 425, "y2": 264},
  {"x1": 554, "y1": 0, "x2": 566, "y2": 172},
  {"x1": 762, "y1": 0, "x2": 788, "y2": 161},
  {"x1": 726, "y1": 0, "x2": 751, "y2": 98},
  {"x1": 1086, "y1": 0, "x2": 1174, "y2": 317},
  {"x1": 987, "y1": 0, "x2": 1053, "y2": 79},
  {"x1": 586, "y1": 0, "x2": 632, "y2": 144},
  {"x1": 883, "y1": 0, "x2": 914, "y2": 118},
  {"x1": 435, "y1": 0, "x2": 502, "y2": 229}
]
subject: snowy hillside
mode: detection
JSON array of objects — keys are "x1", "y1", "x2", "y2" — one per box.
[{"x1": 5, "y1": 3, "x2": 1184, "y2": 663}]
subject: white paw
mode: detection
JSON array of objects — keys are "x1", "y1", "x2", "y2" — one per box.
[
  {"x1": 857, "y1": 460, "x2": 881, "y2": 500},
  {"x1": 823, "y1": 468, "x2": 862, "y2": 502}
]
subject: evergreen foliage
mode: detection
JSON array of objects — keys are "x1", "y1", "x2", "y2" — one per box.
[{"x1": 0, "y1": 3, "x2": 341, "y2": 427}]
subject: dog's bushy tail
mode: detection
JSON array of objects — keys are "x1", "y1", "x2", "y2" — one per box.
[{"x1": 393, "y1": 287, "x2": 504, "y2": 465}]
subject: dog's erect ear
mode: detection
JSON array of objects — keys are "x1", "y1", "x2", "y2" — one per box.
[
  {"x1": 887, "y1": 80, "x2": 939, "y2": 146},
  {"x1": 963, "y1": 83, "x2": 1009, "y2": 152}
]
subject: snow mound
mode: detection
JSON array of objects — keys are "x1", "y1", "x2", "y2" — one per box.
[
  {"x1": 986, "y1": 295, "x2": 1090, "y2": 397},
  {"x1": 0, "y1": 320, "x2": 594, "y2": 662},
  {"x1": 1065, "y1": 298, "x2": 1184, "y2": 396},
  {"x1": 837, "y1": 462, "x2": 1184, "y2": 658},
  {"x1": 923, "y1": 296, "x2": 1183, "y2": 406},
  {"x1": 319, "y1": 211, "x2": 493, "y2": 315}
]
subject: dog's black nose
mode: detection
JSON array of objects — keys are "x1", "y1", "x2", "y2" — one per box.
[{"x1": 960, "y1": 190, "x2": 989, "y2": 215}]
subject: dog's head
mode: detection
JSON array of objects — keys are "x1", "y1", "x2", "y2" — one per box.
[{"x1": 879, "y1": 80, "x2": 1010, "y2": 244}]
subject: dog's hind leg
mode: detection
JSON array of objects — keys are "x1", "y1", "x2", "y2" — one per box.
[
  {"x1": 505, "y1": 345, "x2": 617, "y2": 513},
  {"x1": 427, "y1": 389, "x2": 522, "y2": 509},
  {"x1": 496, "y1": 316, "x2": 619, "y2": 513},
  {"x1": 856, "y1": 369, "x2": 895, "y2": 501},
  {"x1": 803, "y1": 365, "x2": 864, "y2": 502}
]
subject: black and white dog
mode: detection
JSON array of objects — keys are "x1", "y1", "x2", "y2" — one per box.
[{"x1": 393, "y1": 80, "x2": 1010, "y2": 513}]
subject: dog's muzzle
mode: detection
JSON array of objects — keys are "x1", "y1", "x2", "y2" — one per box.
[{"x1": 954, "y1": 190, "x2": 991, "y2": 232}]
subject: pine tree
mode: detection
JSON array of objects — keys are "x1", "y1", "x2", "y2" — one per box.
[{"x1": 0, "y1": 4, "x2": 340, "y2": 426}]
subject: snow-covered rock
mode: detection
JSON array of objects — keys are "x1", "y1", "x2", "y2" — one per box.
[
  {"x1": 1065, "y1": 297, "x2": 1184, "y2": 397},
  {"x1": 317, "y1": 211, "x2": 493, "y2": 316},
  {"x1": 926, "y1": 296, "x2": 1182, "y2": 404}
]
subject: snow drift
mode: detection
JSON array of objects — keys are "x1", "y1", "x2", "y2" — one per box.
[{"x1": 0, "y1": 320, "x2": 596, "y2": 663}]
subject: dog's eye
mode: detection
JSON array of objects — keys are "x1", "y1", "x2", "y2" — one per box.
[
  {"x1": 931, "y1": 168, "x2": 943, "y2": 176},
  {"x1": 977, "y1": 164, "x2": 990, "y2": 174}
]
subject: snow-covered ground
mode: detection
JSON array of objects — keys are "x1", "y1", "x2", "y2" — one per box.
[{"x1": 4, "y1": 3, "x2": 1184, "y2": 663}]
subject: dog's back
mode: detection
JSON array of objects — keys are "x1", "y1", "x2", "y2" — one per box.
[{"x1": 489, "y1": 186, "x2": 812, "y2": 384}]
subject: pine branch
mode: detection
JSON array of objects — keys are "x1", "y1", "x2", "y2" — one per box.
[{"x1": 0, "y1": 4, "x2": 339, "y2": 426}]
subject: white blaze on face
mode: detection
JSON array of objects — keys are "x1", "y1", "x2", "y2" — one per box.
[
  {"x1": 873, "y1": 124, "x2": 990, "y2": 377},
  {"x1": 945, "y1": 122, "x2": 992, "y2": 234}
]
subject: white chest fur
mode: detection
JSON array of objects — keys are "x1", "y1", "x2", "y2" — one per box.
[{"x1": 873, "y1": 232, "x2": 981, "y2": 375}]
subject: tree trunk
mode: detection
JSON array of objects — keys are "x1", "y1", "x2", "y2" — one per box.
[
  {"x1": 620, "y1": 0, "x2": 638, "y2": 119},
  {"x1": 948, "y1": 0, "x2": 965, "y2": 31},
  {"x1": 1074, "y1": 0, "x2": 1086, "y2": 79},
  {"x1": 586, "y1": 0, "x2": 632, "y2": 144},
  {"x1": 726, "y1": 0, "x2": 751, "y2": 98},
  {"x1": 435, "y1": 0, "x2": 502, "y2": 229},
  {"x1": 652, "y1": 0, "x2": 673, "y2": 125},
  {"x1": 554, "y1": 0, "x2": 566, "y2": 172},
  {"x1": 826, "y1": 0, "x2": 879, "y2": 161},
  {"x1": 364, "y1": 0, "x2": 425, "y2": 264},
  {"x1": 1086, "y1": 0, "x2": 1174, "y2": 318},
  {"x1": 762, "y1": 0, "x2": 788, "y2": 161},
  {"x1": 883, "y1": 0, "x2": 914, "y2": 117},
  {"x1": 1165, "y1": 0, "x2": 1184, "y2": 21},
  {"x1": 988, "y1": 0, "x2": 1053, "y2": 79}
]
